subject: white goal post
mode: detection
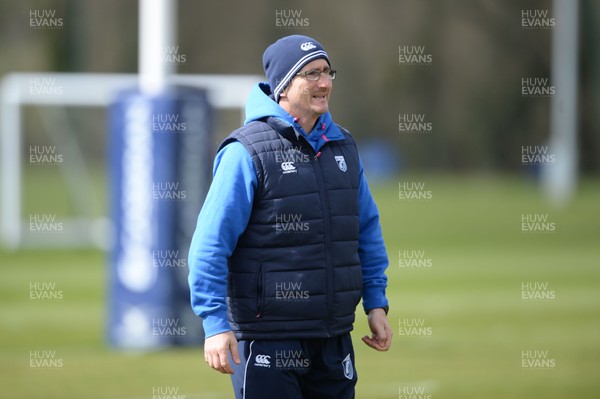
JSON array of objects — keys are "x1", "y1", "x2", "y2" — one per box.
[{"x1": 0, "y1": 72, "x2": 262, "y2": 250}]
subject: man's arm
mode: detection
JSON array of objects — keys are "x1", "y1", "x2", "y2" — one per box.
[
  {"x1": 187, "y1": 141, "x2": 257, "y2": 373},
  {"x1": 356, "y1": 157, "x2": 392, "y2": 351}
]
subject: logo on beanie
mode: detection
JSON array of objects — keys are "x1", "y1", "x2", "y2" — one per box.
[{"x1": 300, "y1": 42, "x2": 316, "y2": 51}]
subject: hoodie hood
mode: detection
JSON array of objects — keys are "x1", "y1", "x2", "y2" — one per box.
[{"x1": 243, "y1": 82, "x2": 345, "y2": 152}]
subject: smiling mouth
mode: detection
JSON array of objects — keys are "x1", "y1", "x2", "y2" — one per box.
[{"x1": 312, "y1": 94, "x2": 327, "y2": 100}]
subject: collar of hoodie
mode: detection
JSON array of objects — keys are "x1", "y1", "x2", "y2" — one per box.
[{"x1": 244, "y1": 82, "x2": 345, "y2": 153}]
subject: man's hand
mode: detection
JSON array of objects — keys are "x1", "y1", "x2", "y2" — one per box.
[
  {"x1": 204, "y1": 330, "x2": 240, "y2": 374},
  {"x1": 362, "y1": 308, "x2": 393, "y2": 351}
]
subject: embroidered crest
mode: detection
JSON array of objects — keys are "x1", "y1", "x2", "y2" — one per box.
[
  {"x1": 334, "y1": 155, "x2": 347, "y2": 172},
  {"x1": 342, "y1": 353, "x2": 353, "y2": 380}
]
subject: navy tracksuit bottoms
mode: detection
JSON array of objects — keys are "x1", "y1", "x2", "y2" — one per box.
[{"x1": 230, "y1": 333, "x2": 357, "y2": 399}]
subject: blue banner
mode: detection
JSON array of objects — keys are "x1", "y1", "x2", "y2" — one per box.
[{"x1": 108, "y1": 86, "x2": 212, "y2": 349}]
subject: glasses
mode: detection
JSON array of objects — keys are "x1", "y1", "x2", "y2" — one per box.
[{"x1": 295, "y1": 69, "x2": 336, "y2": 81}]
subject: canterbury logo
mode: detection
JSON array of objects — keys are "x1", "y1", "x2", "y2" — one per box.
[
  {"x1": 281, "y1": 161, "x2": 297, "y2": 174},
  {"x1": 255, "y1": 355, "x2": 271, "y2": 365},
  {"x1": 300, "y1": 42, "x2": 316, "y2": 51}
]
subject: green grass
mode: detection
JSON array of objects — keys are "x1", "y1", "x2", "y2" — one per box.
[{"x1": 1, "y1": 174, "x2": 599, "y2": 398}]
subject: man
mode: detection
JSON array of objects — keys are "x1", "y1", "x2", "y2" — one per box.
[{"x1": 188, "y1": 35, "x2": 391, "y2": 399}]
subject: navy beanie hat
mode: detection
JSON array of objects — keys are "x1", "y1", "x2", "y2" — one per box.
[{"x1": 263, "y1": 35, "x2": 330, "y2": 102}]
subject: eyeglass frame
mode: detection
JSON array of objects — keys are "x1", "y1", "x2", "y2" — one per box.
[{"x1": 295, "y1": 68, "x2": 337, "y2": 81}]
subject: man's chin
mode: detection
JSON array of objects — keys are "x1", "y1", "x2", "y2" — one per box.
[{"x1": 311, "y1": 104, "x2": 329, "y2": 115}]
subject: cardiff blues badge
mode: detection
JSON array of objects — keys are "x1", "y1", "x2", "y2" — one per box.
[
  {"x1": 334, "y1": 155, "x2": 347, "y2": 172},
  {"x1": 342, "y1": 353, "x2": 354, "y2": 380}
]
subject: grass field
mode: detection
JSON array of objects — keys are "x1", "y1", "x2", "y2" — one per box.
[{"x1": 1, "y1": 174, "x2": 599, "y2": 398}]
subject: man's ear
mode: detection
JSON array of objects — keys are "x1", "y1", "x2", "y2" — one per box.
[{"x1": 279, "y1": 87, "x2": 288, "y2": 99}]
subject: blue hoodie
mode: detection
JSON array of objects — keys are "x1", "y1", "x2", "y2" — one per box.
[{"x1": 188, "y1": 83, "x2": 389, "y2": 338}]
